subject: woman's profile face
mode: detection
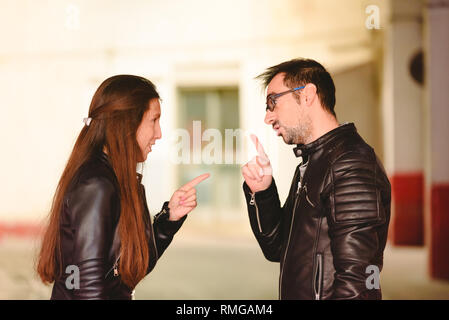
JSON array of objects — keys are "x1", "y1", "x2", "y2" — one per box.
[{"x1": 136, "y1": 98, "x2": 162, "y2": 161}]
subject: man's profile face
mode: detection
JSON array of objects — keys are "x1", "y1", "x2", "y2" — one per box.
[{"x1": 264, "y1": 72, "x2": 312, "y2": 145}]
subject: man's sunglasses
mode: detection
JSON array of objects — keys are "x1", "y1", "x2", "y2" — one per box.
[{"x1": 266, "y1": 86, "x2": 305, "y2": 112}]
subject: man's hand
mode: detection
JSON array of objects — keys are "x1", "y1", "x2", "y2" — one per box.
[
  {"x1": 241, "y1": 134, "x2": 273, "y2": 193},
  {"x1": 168, "y1": 173, "x2": 210, "y2": 221}
]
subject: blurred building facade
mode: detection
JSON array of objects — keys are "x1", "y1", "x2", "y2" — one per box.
[
  {"x1": 382, "y1": 0, "x2": 449, "y2": 280},
  {"x1": 0, "y1": 0, "x2": 448, "y2": 282}
]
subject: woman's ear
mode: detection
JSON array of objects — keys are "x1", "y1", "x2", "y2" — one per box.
[{"x1": 303, "y1": 83, "x2": 317, "y2": 107}]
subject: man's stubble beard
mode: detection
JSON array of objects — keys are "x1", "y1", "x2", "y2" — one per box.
[{"x1": 281, "y1": 107, "x2": 313, "y2": 145}]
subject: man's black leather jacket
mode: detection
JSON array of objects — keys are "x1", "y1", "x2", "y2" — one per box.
[
  {"x1": 50, "y1": 151, "x2": 186, "y2": 300},
  {"x1": 243, "y1": 123, "x2": 391, "y2": 300}
]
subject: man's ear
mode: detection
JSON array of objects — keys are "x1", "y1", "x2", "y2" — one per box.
[{"x1": 303, "y1": 83, "x2": 317, "y2": 107}]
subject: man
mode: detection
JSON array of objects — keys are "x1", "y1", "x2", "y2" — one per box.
[{"x1": 241, "y1": 58, "x2": 391, "y2": 300}]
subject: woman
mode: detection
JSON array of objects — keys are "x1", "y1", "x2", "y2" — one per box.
[{"x1": 36, "y1": 75, "x2": 209, "y2": 299}]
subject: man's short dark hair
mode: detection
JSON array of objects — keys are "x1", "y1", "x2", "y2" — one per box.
[{"x1": 256, "y1": 58, "x2": 336, "y2": 117}]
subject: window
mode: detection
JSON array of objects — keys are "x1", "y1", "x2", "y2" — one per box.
[{"x1": 176, "y1": 88, "x2": 242, "y2": 216}]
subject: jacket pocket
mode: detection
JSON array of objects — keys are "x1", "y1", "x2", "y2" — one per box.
[{"x1": 313, "y1": 253, "x2": 323, "y2": 300}]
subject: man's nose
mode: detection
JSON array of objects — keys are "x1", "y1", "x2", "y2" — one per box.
[{"x1": 264, "y1": 111, "x2": 276, "y2": 125}]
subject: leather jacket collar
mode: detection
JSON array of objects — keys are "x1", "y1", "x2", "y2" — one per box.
[
  {"x1": 293, "y1": 122, "x2": 355, "y2": 159},
  {"x1": 96, "y1": 150, "x2": 113, "y2": 168},
  {"x1": 96, "y1": 150, "x2": 143, "y2": 184}
]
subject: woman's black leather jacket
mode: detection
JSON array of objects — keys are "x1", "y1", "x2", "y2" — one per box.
[{"x1": 50, "y1": 151, "x2": 186, "y2": 300}]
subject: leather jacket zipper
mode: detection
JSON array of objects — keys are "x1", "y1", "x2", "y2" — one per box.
[
  {"x1": 249, "y1": 193, "x2": 262, "y2": 233},
  {"x1": 141, "y1": 184, "x2": 159, "y2": 261},
  {"x1": 279, "y1": 180, "x2": 302, "y2": 299},
  {"x1": 105, "y1": 254, "x2": 121, "y2": 279},
  {"x1": 107, "y1": 228, "x2": 159, "y2": 279},
  {"x1": 105, "y1": 187, "x2": 159, "y2": 280},
  {"x1": 313, "y1": 253, "x2": 323, "y2": 300},
  {"x1": 106, "y1": 226, "x2": 158, "y2": 279},
  {"x1": 151, "y1": 223, "x2": 159, "y2": 261},
  {"x1": 113, "y1": 259, "x2": 119, "y2": 277}
]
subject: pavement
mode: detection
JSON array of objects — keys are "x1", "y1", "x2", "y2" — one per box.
[{"x1": 0, "y1": 221, "x2": 448, "y2": 300}]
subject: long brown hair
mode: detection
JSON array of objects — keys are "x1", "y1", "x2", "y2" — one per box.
[{"x1": 37, "y1": 75, "x2": 160, "y2": 289}]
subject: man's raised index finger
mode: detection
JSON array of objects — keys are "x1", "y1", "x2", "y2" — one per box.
[
  {"x1": 180, "y1": 173, "x2": 210, "y2": 190},
  {"x1": 250, "y1": 134, "x2": 268, "y2": 158}
]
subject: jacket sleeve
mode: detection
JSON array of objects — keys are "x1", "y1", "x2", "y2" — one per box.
[
  {"x1": 324, "y1": 151, "x2": 390, "y2": 300},
  {"x1": 69, "y1": 176, "x2": 117, "y2": 300},
  {"x1": 243, "y1": 179, "x2": 284, "y2": 262},
  {"x1": 152, "y1": 202, "x2": 187, "y2": 259}
]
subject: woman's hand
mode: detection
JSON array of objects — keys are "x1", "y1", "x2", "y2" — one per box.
[{"x1": 168, "y1": 173, "x2": 210, "y2": 221}]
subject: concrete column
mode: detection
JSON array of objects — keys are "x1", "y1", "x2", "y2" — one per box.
[
  {"x1": 424, "y1": 0, "x2": 449, "y2": 280},
  {"x1": 382, "y1": 0, "x2": 425, "y2": 245}
]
